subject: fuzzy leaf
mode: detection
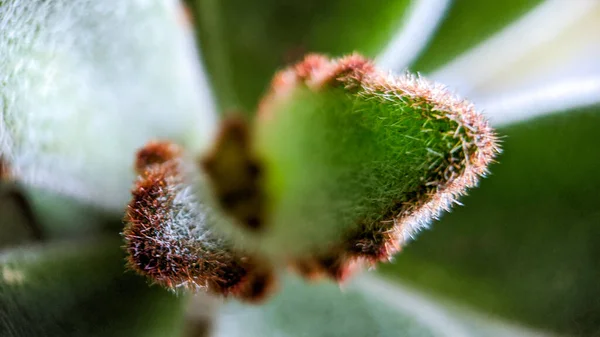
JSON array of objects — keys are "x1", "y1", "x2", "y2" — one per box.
[
  {"x1": 200, "y1": 54, "x2": 498, "y2": 281},
  {"x1": 410, "y1": 0, "x2": 544, "y2": 73},
  {"x1": 122, "y1": 141, "x2": 275, "y2": 301},
  {"x1": 379, "y1": 106, "x2": 600, "y2": 336},
  {"x1": 187, "y1": 0, "x2": 412, "y2": 112},
  {"x1": 0, "y1": 238, "x2": 184, "y2": 337},
  {"x1": 0, "y1": 0, "x2": 216, "y2": 211}
]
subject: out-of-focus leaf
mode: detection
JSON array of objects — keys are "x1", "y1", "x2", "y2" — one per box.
[
  {"x1": 0, "y1": 238, "x2": 185, "y2": 337},
  {"x1": 1, "y1": 183, "x2": 117, "y2": 247},
  {"x1": 426, "y1": 2, "x2": 600, "y2": 125},
  {"x1": 438, "y1": 3, "x2": 600, "y2": 126},
  {"x1": 25, "y1": 187, "x2": 115, "y2": 239},
  {"x1": 214, "y1": 275, "x2": 437, "y2": 337},
  {"x1": 213, "y1": 274, "x2": 545, "y2": 337},
  {"x1": 0, "y1": 184, "x2": 41, "y2": 249},
  {"x1": 0, "y1": 0, "x2": 216, "y2": 211},
  {"x1": 410, "y1": 0, "x2": 544, "y2": 73},
  {"x1": 379, "y1": 106, "x2": 600, "y2": 336},
  {"x1": 183, "y1": 294, "x2": 217, "y2": 337},
  {"x1": 188, "y1": 0, "x2": 411, "y2": 112}
]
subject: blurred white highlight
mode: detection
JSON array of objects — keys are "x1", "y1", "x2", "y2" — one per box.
[
  {"x1": 479, "y1": 76, "x2": 600, "y2": 126},
  {"x1": 356, "y1": 275, "x2": 468, "y2": 337},
  {"x1": 357, "y1": 275, "x2": 554, "y2": 337},
  {"x1": 430, "y1": 0, "x2": 597, "y2": 93},
  {"x1": 376, "y1": 0, "x2": 451, "y2": 72},
  {"x1": 429, "y1": 0, "x2": 600, "y2": 126}
]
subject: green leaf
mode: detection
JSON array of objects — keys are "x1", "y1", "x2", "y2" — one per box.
[
  {"x1": 0, "y1": 0, "x2": 216, "y2": 211},
  {"x1": 410, "y1": 0, "x2": 544, "y2": 73},
  {"x1": 1, "y1": 182, "x2": 118, "y2": 245},
  {"x1": 201, "y1": 55, "x2": 498, "y2": 277},
  {"x1": 379, "y1": 106, "x2": 600, "y2": 335},
  {"x1": 213, "y1": 274, "x2": 543, "y2": 337},
  {"x1": 25, "y1": 187, "x2": 115, "y2": 240},
  {"x1": 0, "y1": 238, "x2": 185, "y2": 337},
  {"x1": 188, "y1": 0, "x2": 412, "y2": 112},
  {"x1": 0, "y1": 184, "x2": 41, "y2": 249},
  {"x1": 215, "y1": 275, "x2": 437, "y2": 337}
]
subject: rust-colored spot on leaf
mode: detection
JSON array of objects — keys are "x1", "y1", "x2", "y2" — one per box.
[
  {"x1": 291, "y1": 253, "x2": 365, "y2": 283},
  {"x1": 0, "y1": 155, "x2": 11, "y2": 181},
  {"x1": 134, "y1": 140, "x2": 182, "y2": 174},
  {"x1": 200, "y1": 118, "x2": 265, "y2": 232}
]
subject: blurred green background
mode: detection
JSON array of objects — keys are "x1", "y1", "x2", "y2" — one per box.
[{"x1": 2, "y1": 0, "x2": 599, "y2": 336}]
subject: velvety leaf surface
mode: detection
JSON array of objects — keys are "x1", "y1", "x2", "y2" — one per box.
[
  {"x1": 0, "y1": 238, "x2": 184, "y2": 337},
  {"x1": 189, "y1": 0, "x2": 411, "y2": 112},
  {"x1": 379, "y1": 106, "x2": 600, "y2": 336},
  {"x1": 0, "y1": 0, "x2": 216, "y2": 211},
  {"x1": 201, "y1": 55, "x2": 497, "y2": 276}
]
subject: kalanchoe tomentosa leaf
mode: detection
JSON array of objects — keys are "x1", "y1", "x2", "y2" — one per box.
[
  {"x1": 204, "y1": 54, "x2": 499, "y2": 278},
  {"x1": 379, "y1": 106, "x2": 600, "y2": 335},
  {"x1": 123, "y1": 141, "x2": 275, "y2": 302},
  {"x1": 0, "y1": 0, "x2": 216, "y2": 211},
  {"x1": 124, "y1": 54, "x2": 499, "y2": 299}
]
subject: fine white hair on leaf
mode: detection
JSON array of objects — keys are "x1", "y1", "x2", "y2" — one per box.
[
  {"x1": 375, "y1": 0, "x2": 451, "y2": 72},
  {"x1": 232, "y1": 54, "x2": 499, "y2": 277},
  {"x1": 429, "y1": 0, "x2": 598, "y2": 96},
  {"x1": 123, "y1": 148, "x2": 276, "y2": 301},
  {"x1": 0, "y1": 0, "x2": 217, "y2": 210},
  {"x1": 149, "y1": 173, "x2": 227, "y2": 291},
  {"x1": 362, "y1": 71, "x2": 498, "y2": 244}
]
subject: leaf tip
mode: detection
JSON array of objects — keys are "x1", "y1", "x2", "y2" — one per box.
[{"x1": 124, "y1": 141, "x2": 276, "y2": 301}]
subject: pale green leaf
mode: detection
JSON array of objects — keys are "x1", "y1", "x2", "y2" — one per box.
[
  {"x1": 213, "y1": 275, "x2": 546, "y2": 337},
  {"x1": 0, "y1": 0, "x2": 216, "y2": 211},
  {"x1": 0, "y1": 238, "x2": 185, "y2": 337}
]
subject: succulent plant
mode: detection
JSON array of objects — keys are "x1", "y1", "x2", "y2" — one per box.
[{"x1": 1, "y1": 1, "x2": 599, "y2": 336}]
